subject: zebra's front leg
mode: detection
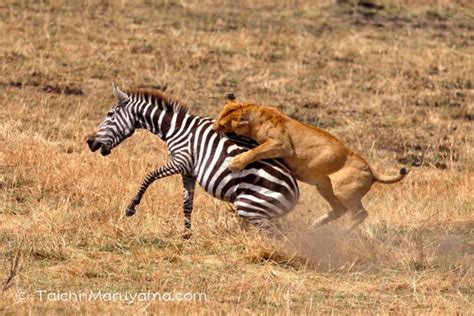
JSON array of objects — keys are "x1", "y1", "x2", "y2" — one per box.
[
  {"x1": 181, "y1": 175, "x2": 197, "y2": 239},
  {"x1": 125, "y1": 161, "x2": 182, "y2": 217}
]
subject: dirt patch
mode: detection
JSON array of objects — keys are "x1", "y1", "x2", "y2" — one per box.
[
  {"x1": 435, "y1": 237, "x2": 474, "y2": 256},
  {"x1": 248, "y1": 235, "x2": 351, "y2": 271},
  {"x1": 2, "y1": 80, "x2": 84, "y2": 96},
  {"x1": 136, "y1": 83, "x2": 168, "y2": 91},
  {"x1": 398, "y1": 153, "x2": 424, "y2": 167},
  {"x1": 255, "y1": 221, "x2": 474, "y2": 273},
  {"x1": 302, "y1": 101, "x2": 322, "y2": 109},
  {"x1": 463, "y1": 113, "x2": 474, "y2": 121},
  {"x1": 374, "y1": 132, "x2": 463, "y2": 170},
  {"x1": 42, "y1": 84, "x2": 84, "y2": 96},
  {"x1": 250, "y1": 225, "x2": 372, "y2": 272},
  {"x1": 282, "y1": 227, "x2": 355, "y2": 271},
  {"x1": 415, "y1": 92, "x2": 468, "y2": 108},
  {"x1": 333, "y1": 1, "x2": 473, "y2": 32}
]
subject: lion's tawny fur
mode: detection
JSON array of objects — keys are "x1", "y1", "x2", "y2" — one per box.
[{"x1": 213, "y1": 100, "x2": 408, "y2": 232}]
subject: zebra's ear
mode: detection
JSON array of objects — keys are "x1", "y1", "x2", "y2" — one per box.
[{"x1": 112, "y1": 83, "x2": 129, "y2": 103}]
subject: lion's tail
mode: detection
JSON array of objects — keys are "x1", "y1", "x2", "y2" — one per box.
[{"x1": 372, "y1": 168, "x2": 409, "y2": 184}]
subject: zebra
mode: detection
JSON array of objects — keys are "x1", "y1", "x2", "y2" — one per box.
[{"x1": 86, "y1": 85, "x2": 299, "y2": 238}]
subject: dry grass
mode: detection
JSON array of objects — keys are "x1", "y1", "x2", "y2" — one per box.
[{"x1": 1, "y1": 0, "x2": 473, "y2": 313}]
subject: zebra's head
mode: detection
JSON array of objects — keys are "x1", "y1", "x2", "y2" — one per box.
[{"x1": 87, "y1": 84, "x2": 136, "y2": 156}]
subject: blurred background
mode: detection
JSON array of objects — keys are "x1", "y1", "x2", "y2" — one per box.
[{"x1": 1, "y1": 0, "x2": 473, "y2": 314}]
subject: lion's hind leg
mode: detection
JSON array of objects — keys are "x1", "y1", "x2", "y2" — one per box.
[
  {"x1": 330, "y1": 164, "x2": 373, "y2": 233},
  {"x1": 312, "y1": 177, "x2": 348, "y2": 227},
  {"x1": 340, "y1": 200, "x2": 368, "y2": 234}
]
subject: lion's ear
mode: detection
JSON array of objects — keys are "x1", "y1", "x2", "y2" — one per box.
[{"x1": 225, "y1": 92, "x2": 236, "y2": 101}]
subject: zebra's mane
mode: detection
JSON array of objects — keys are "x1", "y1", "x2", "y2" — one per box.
[{"x1": 126, "y1": 89, "x2": 189, "y2": 115}]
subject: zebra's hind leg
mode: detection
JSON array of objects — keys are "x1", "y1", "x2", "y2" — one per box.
[
  {"x1": 248, "y1": 217, "x2": 284, "y2": 240},
  {"x1": 181, "y1": 175, "x2": 196, "y2": 239},
  {"x1": 235, "y1": 207, "x2": 283, "y2": 239}
]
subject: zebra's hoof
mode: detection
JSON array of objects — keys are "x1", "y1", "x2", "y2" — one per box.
[
  {"x1": 182, "y1": 230, "x2": 192, "y2": 240},
  {"x1": 125, "y1": 207, "x2": 136, "y2": 217}
]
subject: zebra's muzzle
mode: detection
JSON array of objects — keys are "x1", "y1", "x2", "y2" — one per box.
[
  {"x1": 100, "y1": 145, "x2": 111, "y2": 156},
  {"x1": 87, "y1": 136, "x2": 101, "y2": 152},
  {"x1": 87, "y1": 136, "x2": 111, "y2": 155}
]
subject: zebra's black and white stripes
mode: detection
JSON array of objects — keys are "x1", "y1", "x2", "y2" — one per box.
[{"x1": 87, "y1": 85, "x2": 299, "y2": 236}]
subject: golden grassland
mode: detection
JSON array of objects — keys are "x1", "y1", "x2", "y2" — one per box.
[{"x1": 1, "y1": 0, "x2": 473, "y2": 313}]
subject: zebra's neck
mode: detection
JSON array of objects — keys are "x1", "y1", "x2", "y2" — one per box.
[
  {"x1": 127, "y1": 93, "x2": 193, "y2": 141},
  {"x1": 133, "y1": 105, "x2": 189, "y2": 140}
]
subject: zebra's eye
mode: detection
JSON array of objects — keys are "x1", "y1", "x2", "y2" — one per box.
[{"x1": 106, "y1": 110, "x2": 114, "y2": 117}]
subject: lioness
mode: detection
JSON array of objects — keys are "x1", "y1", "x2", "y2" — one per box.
[{"x1": 213, "y1": 94, "x2": 408, "y2": 232}]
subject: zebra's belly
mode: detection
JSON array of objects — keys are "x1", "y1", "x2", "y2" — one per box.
[{"x1": 193, "y1": 161, "x2": 299, "y2": 215}]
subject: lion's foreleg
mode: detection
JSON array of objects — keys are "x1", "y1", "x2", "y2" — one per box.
[{"x1": 228, "y1": 139, "x2": 293, "y2": 172}]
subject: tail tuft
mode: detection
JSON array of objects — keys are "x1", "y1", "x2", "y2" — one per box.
[{"x1": 373, "y1": 167, "x2": 409, "y2": 184}]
